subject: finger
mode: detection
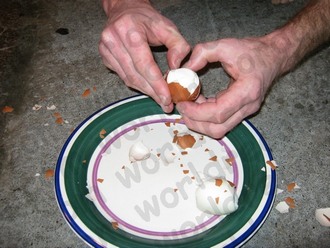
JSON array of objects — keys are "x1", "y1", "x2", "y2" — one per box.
[
  {"x1": 194, "y1": 94, "x2": 208, "y2": 104},
  {"x1": 176, "y1": 83, "x2": 249, "y2": 124},
  {"x1": 101, "y1": 31, "x2": 170, "y2": 110},
  {"x1": 99, "y1": 41, "x2": 122, "y2": 73},
  {"x1": 183, "y1": 41, "x2": 222, "y2": 71},
  {"x1": 149, "y1": 17, "x2": 191, "y2": 69},
  {"x1": 167, "y1": 41, "x2": 191, "y2": 69},
  {"x1": 119, "y1": 29, "x2": 172, "y2": 107},
  {"x1": 182, "y1": 101, "x2": 257, "y2": 139},
  {"x1": 101, "y1": 28, "x2": 134, "y2": 81},
  {"x1": 179, "y1": 75, "x2": 263, "y2": 123},
  {"x1": 165, "y1": 30, "x2": 190, "y2": 69}
]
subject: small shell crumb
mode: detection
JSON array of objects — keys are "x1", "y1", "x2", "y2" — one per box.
[
  {"x1": 209, "y1": 156, "x2": 217, "y2": 161},
  {"x1": 266, "y1": 160, "x2": 278, "y2": 170},
  {"x1": 111, "y1": 222, "x2": 119, "y2": 230},
  {"x1": 45, "y1": 169, "x2": 55, "y2": 179},
  {"x1": 99, "y1": 129, "x2": 107, "y2": 139},
  {"x1": 225, "y1": 158, "x2": 235, "y2": 165}
]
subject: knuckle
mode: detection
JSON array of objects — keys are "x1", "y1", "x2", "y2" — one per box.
[
  {"x1": 100, "y1": 28, "x2": 111, "y2": 43},
  {"x1": 214, "y1": 111, "x2": 226, "y2": 124},
  {"x1": 194, "y1": 43, "x2": 205, "y2": 54},
  {"x1": 100, "y1": 28, "x2": 116, "y2": 48},
  {"x1": 249, "y1": 102, "x2": 262, "y2": 115},
  {"x1": 134, "y1": 57, "x2": 152, "y2": 71},
  {"x1": 208, "y1": 128, "x2": 225, "y2": 140},
  {"x1": 247, "y1": 81, "x2": 263, "y2": 102},
  {"x1": 182, "y1": 42, "x2": 191, "y2": 54}
]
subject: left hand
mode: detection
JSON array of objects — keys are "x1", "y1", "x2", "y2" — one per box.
[{"x1": 176, "y1": 37, "x2": 284, "y2": 138}]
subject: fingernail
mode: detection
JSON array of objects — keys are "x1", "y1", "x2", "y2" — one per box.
[
  {"x1": 160, "y1": 95, "x2": 170, "y2": 106},
  {"x1": 173, "y1": 58, "x2": 181, "y2": 69},
  {"x1": 182, "y1": 60, "x2": 191, "y2": 68},
  {"x1": 162, "y1": 104, "x2": 173, "y2": 113}
]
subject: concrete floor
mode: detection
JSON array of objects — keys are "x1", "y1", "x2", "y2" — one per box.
[{"x1": 1, "y1": 0, "x2": 329, "y2": 247}]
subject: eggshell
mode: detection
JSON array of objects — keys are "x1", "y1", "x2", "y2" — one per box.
[
  {"x1": 275, "y1": 201, "x2": 290, "y2": 213},
  {"x1": 195, "y1": 178, "x2": 238, "y2": 215},
  {"x1": 315, "y1": 208, "x2": 330, "y2": 227},
  {"x1": 166, "y1": 68, "x2": 201, "y2": 103},
  {"x1": 174, "y1": 133, "x2": 196, "y2": 149}
]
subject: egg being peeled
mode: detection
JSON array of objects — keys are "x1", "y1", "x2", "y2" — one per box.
[
  {"x1": 195, "y1": 178, "x2": 238, "y2": 215},
  {"x1": 166, "y1": 68, "x2": 201, "y2": 103}
]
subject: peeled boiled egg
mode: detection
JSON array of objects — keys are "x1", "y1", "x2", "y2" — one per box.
[
  {"x1": 195, "y1": 178, "x2": 238, "y2": 215},
  {"x1": 166, "y1": 68, "x2": 201, "y2": 103},
  {"x1": 129, "y1": 141, "x2": 150, "y2": 162}
]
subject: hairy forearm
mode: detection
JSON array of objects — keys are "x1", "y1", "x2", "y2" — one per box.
[
  {"x1": 265, "y1": 0, "x2": 330, "y2": 75},
  {"x1": 102, "y1": 0, "x2": 151, "y2": 16}
]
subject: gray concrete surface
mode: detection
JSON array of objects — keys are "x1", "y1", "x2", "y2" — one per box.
[{"x1": 1, "y1": 0, "x2": 329, "y2": 247}]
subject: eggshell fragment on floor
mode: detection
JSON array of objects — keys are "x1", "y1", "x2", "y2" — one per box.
[
  {"x1": 315, "y1": 208, "x2": 330, "y2": 227},
  {"x1": 2, "y1": 106, "x2": 14, "y2": 113},
  {"x1": 32, "y1": 104, "x2": 42, "y2": 111},
  {"x1": 276, "y1": 188, "x2": 284, "y2": 194},
  {"x1": 129, "y1": 141, "x2": 151, "y2": 162},
  {"x1": 166, "y1": 68, "x2": 201, "y2": 103},
  {"x1": 287, "y1": 182, "x2": 300, "y2": 192},
  {"x1": 275, "y1": 201, "x2": 290, "y2": 213}
]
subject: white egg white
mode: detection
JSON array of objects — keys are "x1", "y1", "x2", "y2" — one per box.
[
  {"x1": 195, "y1": 178, "x2": 238, "y2": 215},
  {"x1": 166, "y1": 68, "x2": 199, "y2": 94}
]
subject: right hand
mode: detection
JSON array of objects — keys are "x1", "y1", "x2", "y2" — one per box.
[
  {"x1": 99, "y1": 0, "x2": 190, "y2": 112},
  {"x1": 176, "y1": 37, "x2": 284, "y2": 138}
]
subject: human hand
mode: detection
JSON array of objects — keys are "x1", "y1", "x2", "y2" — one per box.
[
  {"x1": 176, "y1": 37, "x2": 285, "y2": 138},
  {"x1": 99, "y1": 0, "x2": 190, "y2": 112}
]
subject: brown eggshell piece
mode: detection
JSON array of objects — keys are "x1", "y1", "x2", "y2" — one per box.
[
  {"x1": 168, "y1": 82, "x2": 201, "y2": 103},
  {"x1": 175, "y1": 134, "x2": 196, "y2": 149}
]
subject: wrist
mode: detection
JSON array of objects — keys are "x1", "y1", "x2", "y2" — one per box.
[{"x1": 262, "y1": 27, "x2": 300, "y2": 77}]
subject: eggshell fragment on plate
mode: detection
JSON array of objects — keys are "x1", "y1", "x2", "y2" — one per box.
[
  {"x1": 129, "y1": 141, "x2": 150, "y2": 162},
  {"x1": 163, "y1": 150, "x2": 177, "y2": 164},
  {"x1": 111, "y1": 222, "x2": 119, "y2": 230},
  {"x1": 166, "y1": 68, "x2": 201, "y2": 103},
  {"x1": 173, "y1": 132, "x2": 196, "y2": 149},
  {"x1": 266, "y1": 160, "x2": 278, "y2": 170},
  {"x1": 99, "y1": 129, "x2": 107, "y2": 139},
  {"x1": 315, "y1": 208, "x2": 330, "y2": 227},
  {"x1": 195, "y1": 178, "x2": 238, "y2": 215}
]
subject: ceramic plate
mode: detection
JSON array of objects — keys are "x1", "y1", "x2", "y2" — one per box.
[{"x1": 55, "y1": 95, "x2": 276, "y2": 247}]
